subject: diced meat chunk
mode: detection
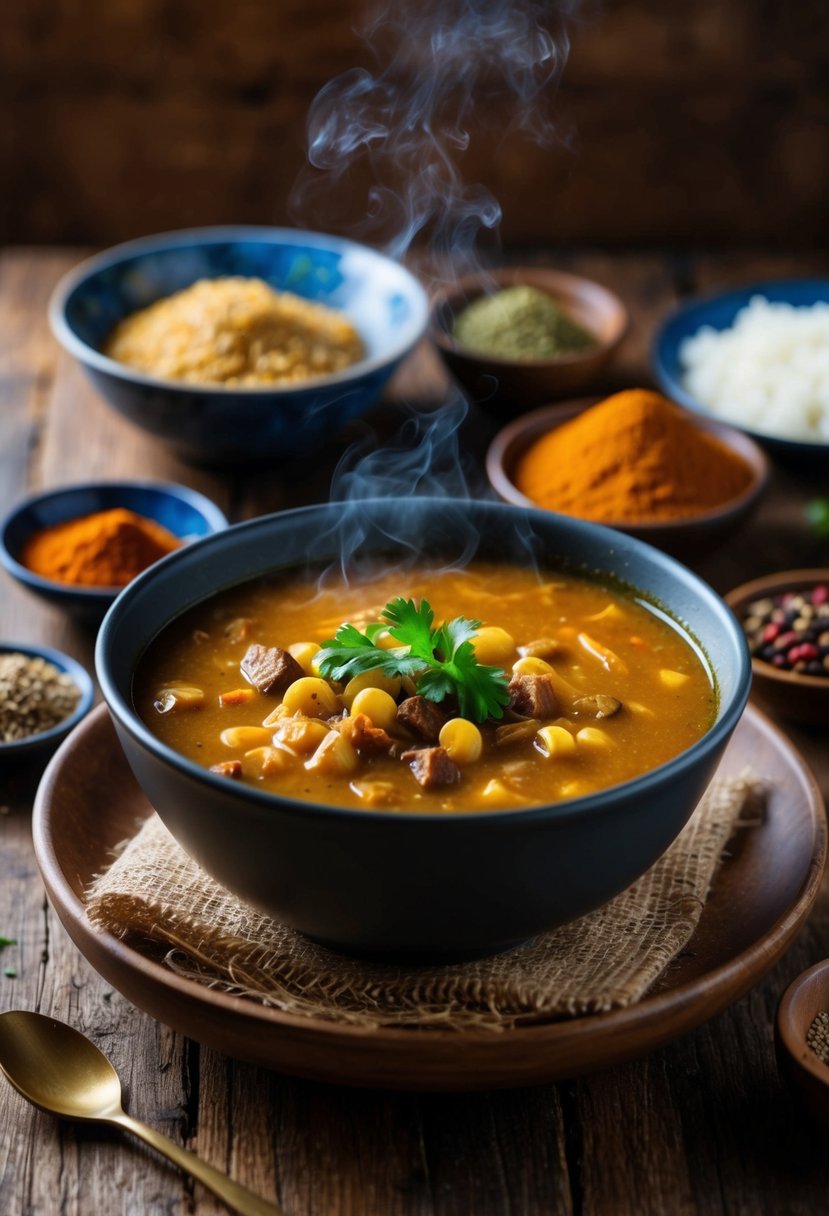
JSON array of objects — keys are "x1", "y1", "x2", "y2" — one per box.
[
  {"x1": 339, "y1": 712, "x2": 395, "y2": 755},
  {"x1": 240, "y1": 643, "x2": 303, "y2": 696},
  {"x1": 401, "y1": 746, "x2": 461, "y2": 789},
  {"x1": 396, "y1": 695, "x2": 447, "y2": 742},
  {"x1": 210, "y1": 760, "x2": 243, "y2": 779},
  {"x1": 508, "y1": 673, "x2": 559, "y2": 719},
  {"x1": 572, "y1": 694, "x2": 622, "y2": 719}
]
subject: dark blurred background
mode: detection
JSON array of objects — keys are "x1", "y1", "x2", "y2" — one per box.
[{"x1": 3, "y1": 0, "x2": 828, "y2": 250}]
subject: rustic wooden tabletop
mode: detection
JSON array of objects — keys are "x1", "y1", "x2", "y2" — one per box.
[{"x1": 1, "y1": 247, "x2": 828, "y2": 1216}]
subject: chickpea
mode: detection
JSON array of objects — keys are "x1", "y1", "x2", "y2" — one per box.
[
  {"x1": 350, "y1": 687, "x2": 398, "y2": 730},
  {"x1": 438, "y1": 718, "x2": 483, "y2": 765},
  {"x1": 511, "y1": 656, "x2": 553, "y2": 676},
  {"x1": 472, "y1": 626, "x2": 516, "y2": 667},
  {"x1": 220, "y1": 725, "x2": 273, "y2": 750},
  {"x1": 281, "y1": 676, "x2": 340, "y2": 718},
  {"x1": 342, "y1": 669, "x2": 401, "y2": 709},
  {"x1": 288, "y1": 642, "x2": 321, "y2": 676},
  {"x1": 536, "y1": 724, "x2": 577, "y2": 758}
]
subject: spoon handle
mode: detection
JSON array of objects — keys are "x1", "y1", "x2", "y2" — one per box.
[{"x1": 111, "y1": 1111, "x2": 283, "y2": 1216}]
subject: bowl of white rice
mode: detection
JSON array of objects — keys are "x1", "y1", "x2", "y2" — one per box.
[{"x1": 652, "y1": 280, "x2": 829, "y2": 457}]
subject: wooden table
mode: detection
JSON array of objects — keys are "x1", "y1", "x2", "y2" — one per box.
[{"x1": 1, "y1": 248, "x2": 828, "y2": 1216}]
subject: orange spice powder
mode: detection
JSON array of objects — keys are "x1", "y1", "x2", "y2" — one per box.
[
  {"x1": 515, "y1": 389, "x2": 754, "y2": 523},
  {"x1": 22, "y1": 507, "x2": 182, "y2": 588}
]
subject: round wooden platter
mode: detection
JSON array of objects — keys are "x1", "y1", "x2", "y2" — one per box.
[{"x1": 33, "y1": 704, "x2": 826, "y2": 1092}]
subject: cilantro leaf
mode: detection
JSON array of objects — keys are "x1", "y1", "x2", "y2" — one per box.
[
  {"x1": 0, "y1": 936, "x2": 15, "y2": 949},
  {"x1": 315, "y1": 597, "x2": 510, "y2": 722}
]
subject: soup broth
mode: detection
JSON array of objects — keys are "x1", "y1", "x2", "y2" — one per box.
[{"x1": 135, "y1": 562, "x2": 716, "y2": 813}]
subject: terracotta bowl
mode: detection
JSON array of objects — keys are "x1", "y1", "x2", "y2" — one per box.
[
  {"x1": 486, "y1": 399, "x2": 769, "y2": 559},
  {"x1": 429, "y1": 267, "x2": 628, "y2": 416},
  {"x1": 725, "y1": 570, "x2": 829, "y2": 726},
  {"x1": 776, "y1": 959, "x2": 829, "y2": 1129}
]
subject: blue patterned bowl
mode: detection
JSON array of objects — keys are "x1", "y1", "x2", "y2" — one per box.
[
  {"x1": 50, "y1": 228, "x2": 429, "y2": 465},
  {"x1": 0, "y1": 480, "x2": 228, "y2": 623}
]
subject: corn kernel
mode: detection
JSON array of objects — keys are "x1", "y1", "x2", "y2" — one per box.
[
  {"x1": 288, "y1": 642, "x2": 321, "y2": 676},
  {"x1": 305, "y1": 730, "x2": 359, "y2": 775},
  {"x1": 512, "y1": 656, "x2": 553, "y2": 676},
  {"x1": 659, "y1": 668, "x2": 690, "y2": 690},
  {"x1": 439, "y1": 718, "x2": 483, "y2": 764},
  {"x1": 350, "y1": 687, "x2": 399, "y2": 730},
  {"x1": 220, "y1": 725, "x2": 273, "y2": 750},
  {"x1": 154, "y1": 685, "x2": 204, "y2": 713},
  {"x1": 472, "y1": 626, "x2": 516, "y2": 666},
  {"x1": 536, "y1": 725, "x2": 577, "y2": 757},
  {"x1": 342, "y1": 670, "x2": 401, "y2": 709},
  {"x1": 281, "y1": 676, "x2": 340, "y2": 718},
  {"x1": 576, "y1": 726, "x2": 612, "y2": 748}
]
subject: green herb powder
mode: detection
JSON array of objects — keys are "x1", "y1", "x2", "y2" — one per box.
[{"x1": 453, "y1": 285, "x2": 595, "y2": 361}]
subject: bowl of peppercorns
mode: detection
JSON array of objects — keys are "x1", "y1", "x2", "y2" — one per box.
[{"x1": 726, "y1": 569, "x2": 829, "y2": 726}]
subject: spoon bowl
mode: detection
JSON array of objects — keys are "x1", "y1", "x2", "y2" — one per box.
[{"x1": 0, "y1": 1009, "x2": 281, "y2": 1215}]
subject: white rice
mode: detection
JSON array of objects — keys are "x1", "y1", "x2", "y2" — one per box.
[{"x1": 678, "y1": 295, "x2": 829, "y2": 442}]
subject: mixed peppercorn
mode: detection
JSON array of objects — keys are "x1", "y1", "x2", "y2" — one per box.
[{"x1": 742, "y1": 584, "x2": 829, "y2": 677}]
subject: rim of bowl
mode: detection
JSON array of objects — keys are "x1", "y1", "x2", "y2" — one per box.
[
  {"x1": 651, "y1": 278, "x2": 829, "y2": 449},
  {"x1": 95, "y1": 497, "x2": 751, "y2": 828},
  {"x1": 486, "y1": 398, "x2": 770, "y2": 533},
  {"x1": 0, "y1": 479, "x2": 229, "y2": 600},
  {"x1": 429, "y1": 267, "x2": 629, "y2": 367},
  {"x1": 777, "y1": 958, "x2": 829, "y2": 1087},
  {"x1": 0, "y1": 642, "x2": 94, "y2": 752},
  {"x1": 726, "y1": 568, "x2": 829, "y2": 692},
  {"x1": 49, "y1": 225, "x2": 430, "y2": 396}
]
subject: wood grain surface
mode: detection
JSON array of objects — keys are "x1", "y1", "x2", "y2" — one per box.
[
  {"x1": 3, "y1": 1, "x2": 829, "y2": 250},
  {"x1": 1, "y1": 247, "x2": 829, "y2": 1214}
]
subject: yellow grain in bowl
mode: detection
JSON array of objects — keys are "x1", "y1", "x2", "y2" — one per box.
[{"x1": 103, "y1": 277, "x2": 364, "y2": 387}]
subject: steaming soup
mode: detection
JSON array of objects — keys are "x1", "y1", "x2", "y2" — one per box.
[{"x1": 135, "y1": 562, "x2": 716, "y2": 813}]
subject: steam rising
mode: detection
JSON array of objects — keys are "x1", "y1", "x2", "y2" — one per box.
[
  {"x1": 291, "y1": 0, "x2": 576, "y2": 273},
  {"x1": 291, "y1": 0, "x2": 577, "y2": 580}
]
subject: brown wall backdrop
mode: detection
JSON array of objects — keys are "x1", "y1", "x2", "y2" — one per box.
[{"x1": 3, "y1": 0, "x2": 828, "y2": 249}]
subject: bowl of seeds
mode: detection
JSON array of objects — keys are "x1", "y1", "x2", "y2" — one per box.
[
  {"x1": 725, "y1": 569, "x2": 829, "y2": 725},
  {"x1": 776, "y1": 959, "x2": 829, "y2": 1129},
  {"x1": 0, "y1": 643, "x2": 94, "y2": 762}
]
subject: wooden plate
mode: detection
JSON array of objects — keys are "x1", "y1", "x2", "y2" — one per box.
[{"x1": 33, "y1": 704, "x2": 826, "y2": 1092}]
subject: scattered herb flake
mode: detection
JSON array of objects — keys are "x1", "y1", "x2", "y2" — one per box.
[
  {"x1": 0, "y1": 936, "x2": 16, "y2": 949},
  {"x1": 806, "y1": 499, "x2": 829, "y2": 540},
  {"x1": 3, "y1": 966, "x2": 16, "y2": 979}
]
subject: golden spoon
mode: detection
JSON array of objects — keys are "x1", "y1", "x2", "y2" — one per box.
[{"x1": 0, "y1": 1010, "x2": 282, "y2": 1216}]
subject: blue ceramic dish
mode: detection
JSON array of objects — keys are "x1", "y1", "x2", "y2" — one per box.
[
  {"x1": 0, "y1": 480, "x2": 228, "y2": 623},
  {"x1": 0, "y1": 643, "x2": 94, "y2": 762},
  {"x1": 652, "y1": 279, "x2": 829, "y2": 459},
  {"x1": 50, "y1": 227, "x2": 429, "y2": 465},
  {"x1": 96, "y1": 498, "x2": 751, "y2": 959}
]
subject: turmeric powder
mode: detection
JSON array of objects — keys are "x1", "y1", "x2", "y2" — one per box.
[
  {"x1": 515, "y1": 389, "x2": 754, "y2": 523},
  {"x1": 22, "y1": 507, "x2": 182, "y2": 587}
]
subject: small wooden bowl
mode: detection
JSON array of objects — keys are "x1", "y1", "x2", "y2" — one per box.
[
  {"x1": 430, "y1": 267, "x2": 628, "y2": 416},
  {"x1": 725, "y1": 570, "x2": 829, "y2": 726},
  {"x1": 776, "y1": 959, "x2": 829, "y2": 1129},
  {"x1": 486, "y1": 399, "x2": 769, "y2": 559}
]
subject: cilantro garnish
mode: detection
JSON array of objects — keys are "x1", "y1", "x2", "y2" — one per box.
[
  {"x1": 0, "y1": 936, "x2": 15, "y2": 949},
  {"x1": 316, "y1": 596, "x2": 510, "y2": 723}
]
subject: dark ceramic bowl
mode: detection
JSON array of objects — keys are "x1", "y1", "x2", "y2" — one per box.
[
  {"x1": 0, "y1": 480, "x2": 228, "y2": 624},
  {"x1": 776, "y1": 959, "x2": 829, "y2": 1129},
  {"x1": 725, "y1": 569, "x2": 829, "y2": 726},
  {"x1": 95, "y1": 498, "x2": 751, "y2": 958},
  {"x1": 652, "y1": 279, "x2": 829, "y2": 461},
  {"x1": 0, "y1": 642, "x2": 94, "y2": 763},
  {"x1": 50, "y1": 227, "x2": 429, "y2": 465},
  {"x1": 486, "y1": 399, "x2": 769, "y2": 559},
  {"x1": 430, "y1": 267, "x2": 628, "y2": 416}
]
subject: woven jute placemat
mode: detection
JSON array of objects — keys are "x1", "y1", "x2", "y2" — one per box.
[{"x1": 86, "y1": 772, "x2": 763, "y2": 1031}]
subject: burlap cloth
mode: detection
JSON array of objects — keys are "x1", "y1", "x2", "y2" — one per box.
[{"x1": 86, "y1": 772, "x2": 763, "y2": 1031}]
